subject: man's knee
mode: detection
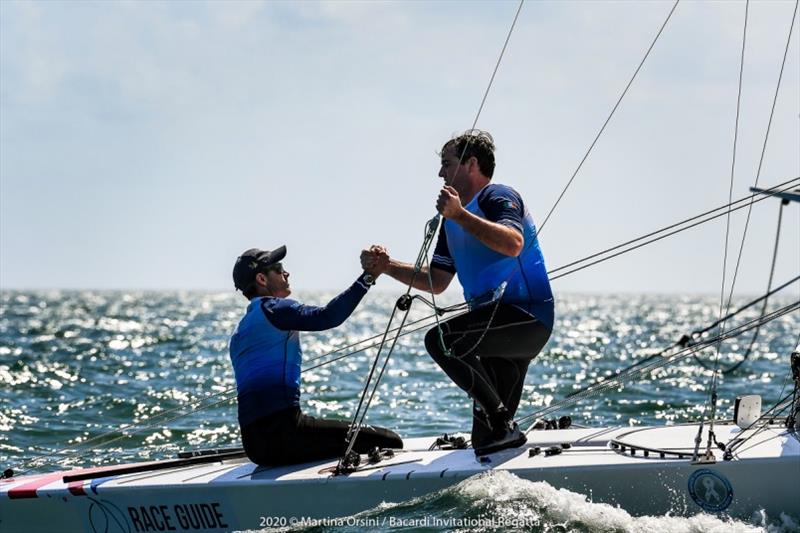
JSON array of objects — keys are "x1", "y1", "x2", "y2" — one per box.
[
  {"x1": 424, "y1": 328, "x2": 448, "y2": 362},
  {"x1": 363, "y1": 426, "x2": 404, "y2": 449},
  {"x1": 384, "y1": 432, "x2": 404, "y2": 449}
]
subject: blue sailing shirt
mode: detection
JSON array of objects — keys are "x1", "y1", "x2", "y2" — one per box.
[
  {"x1": 431, "y1": 183, "x2": 554, "y2": 329},
  {"x1": 229, "y1": 276, "x2": 371, "y2": 426}
]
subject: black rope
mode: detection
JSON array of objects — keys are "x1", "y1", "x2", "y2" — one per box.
[{"x1": 469, "y1": 0, "x2": 525, "y2": 137}]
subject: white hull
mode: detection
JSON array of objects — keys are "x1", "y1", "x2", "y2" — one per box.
[{"x1": 2, "y1": 423, "x2": 798, "y2": 532}]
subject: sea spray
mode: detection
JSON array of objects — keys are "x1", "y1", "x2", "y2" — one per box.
[{"x1": 274, "y1": 471, "x2": 789, "y2": 532}]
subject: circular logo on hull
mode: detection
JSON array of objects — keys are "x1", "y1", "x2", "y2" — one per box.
[
  {"x1": 87, "y1": 497, "x2": 132, "y2": 533},
  {"x1": 688, "y1": 469, "x2": 734, "y2": 513}
]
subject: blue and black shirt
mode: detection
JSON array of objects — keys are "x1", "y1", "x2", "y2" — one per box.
[
  {"x1": 431, "y1": 183, "x2": 554, "y2": 329},
  {"x1": 229, "y1": 276, "x2": 372, "y2": 426}
]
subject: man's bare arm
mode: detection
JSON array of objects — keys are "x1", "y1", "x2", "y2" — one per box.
[
  {"x1": 449, "y1": 209, "x2": 523, "y2": 257},
  {"x1": 385, "y1": 260, "x2": 454, "y2": 294},
  {"x1": 438, "y1": 186, "x2": 523, "y2": 257}
]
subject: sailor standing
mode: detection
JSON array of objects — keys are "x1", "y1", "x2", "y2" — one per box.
[{"x1": 363, "y1": 130, "x2": 554, "y2": 455}]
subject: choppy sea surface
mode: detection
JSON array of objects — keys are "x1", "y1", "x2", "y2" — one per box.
[{"x1": 1, "y1": 290, "x2": 798, "y2": 532}]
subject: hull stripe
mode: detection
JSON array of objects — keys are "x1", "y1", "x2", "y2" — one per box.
[{"x1": 8, "y1": 473, "x2": 64, "y2": 499}]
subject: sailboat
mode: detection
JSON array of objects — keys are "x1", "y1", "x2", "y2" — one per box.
[
  {"x1": 2, "y1": 2, "x2": 799, "y2": 532},
  {"x1": 1, "y1": 341, "x2": 798, "y2": 531}
]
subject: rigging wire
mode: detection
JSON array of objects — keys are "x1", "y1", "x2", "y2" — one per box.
[
  {"x1": 12, "y1": 2, "x2": 799, "y2": 474},
  {"x1": 18, "y1": 312, "x2": 462, "y2": 474},
  {"x1": 518, "y1": 300, "x2": 800, "y2": 428},
  {"x1": 696, "y1": 0, "x2": 800, "y2": 462},
  {"x1": 537, "y1": 0, "x2": 680, "y2": 235},
  {"x1": 422, "y1": 0, "x2": 527, "y2": 357},
  {"x1": 405, "y1": 0, "x2": 685, "y2": 362},
  {"x1": 447, "y1": 0, "x2": 684, "y2": 325},
  {"x1": 692, "y1": 200, "x2": 790, "y2": 373},
  {"x1": 693, "y1": 0, "x2": 750, "y2": 463},
  {"x1": 76, "y1": 296, "x2": 792, "y2": 470},
  {"x1": 720, "y1": 0, "x2": 799, "y2": 323},
  {"x1": 441, "y1": 3, "x2": 798, "y2": 316},
  {"x1": 548, "y1": 178, "x2": 799, "y2": 282},
  {"x1": 335, "y1": 0, "x2": 526, "y2": 471},
  {"x1": 470, "y1": 0, "x2": 526, "y2": 138},
  {"x1": 579, "y1": 274, "x2": 799, "y2": 385},
  {"x1": 13, "y1": 178, "x2": 798, "y2": 474}
]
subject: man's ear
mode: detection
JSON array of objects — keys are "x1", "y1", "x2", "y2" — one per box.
[
  {"x1": 466, "y1": 155, "x2": 479, "y2": 173},
  {"x1": 255, "y1": 272, "x2": 268, "y2": 286}
]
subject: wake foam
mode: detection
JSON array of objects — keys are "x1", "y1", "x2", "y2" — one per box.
[{"x1": 451, "y1": 471, "x2": 796, "y2": 533}]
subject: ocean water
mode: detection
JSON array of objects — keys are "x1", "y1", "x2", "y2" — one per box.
[{"x1": 1, "y1": 290, "x2": 798, "y2": 532}]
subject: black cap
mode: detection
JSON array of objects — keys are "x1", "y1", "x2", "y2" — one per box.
[{"x1": 232, "y1": 246, "x2": 287, "y2": 291}]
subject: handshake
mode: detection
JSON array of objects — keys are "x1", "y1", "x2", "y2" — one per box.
[{"x1": 361, "y1": 245, "x2": 391, "y2": 278}]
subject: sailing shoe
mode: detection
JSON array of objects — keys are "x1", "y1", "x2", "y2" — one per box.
[
  {"x1": 474, "y1": 421, "x2": 527, "y2": 456},
  {"x1": 531, "y1": 419, "x2": 548, "y2": 430},
  {"x1": 530, "y1": 416, "x2": 572, "y2": 431}
]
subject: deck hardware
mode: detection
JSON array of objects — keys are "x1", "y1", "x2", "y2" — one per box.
[
  {"x1": 333, "y1": 451, "x2": 361, "y2": 475},
  {"x1": 544, "y1": 446, "x2": 562, "y2": 457},
  {"x1": 396, "y1": 294, "x2": 413, "y2": 311},
  {"x1": 429, "y1": 434, "x2": 468, "y2": 450}
]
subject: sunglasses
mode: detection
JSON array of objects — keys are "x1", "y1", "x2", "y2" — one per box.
[{"x1": 263, "y1": 262, "x2": 285, "y2": 274}]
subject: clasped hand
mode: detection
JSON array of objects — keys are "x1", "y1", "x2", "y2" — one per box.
[{"x1": 361, "y1": 245, "x2": 389, "y2": 276}]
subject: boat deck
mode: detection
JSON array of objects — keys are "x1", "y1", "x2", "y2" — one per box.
[{"x1": 1, "y1": 424, "x2": 798, "y2": 532}]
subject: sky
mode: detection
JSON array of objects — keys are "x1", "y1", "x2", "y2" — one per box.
[{"x1": 1, "y1": 0, "x2": 798, "y2": 299}]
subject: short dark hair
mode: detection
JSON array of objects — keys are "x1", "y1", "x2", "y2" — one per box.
[
  {"x1": 242, "y1": 284, "x2": 258, "y2": 300},
  {"x1": 443, "y1": 129, "x2": 496, "y2": 178}
]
